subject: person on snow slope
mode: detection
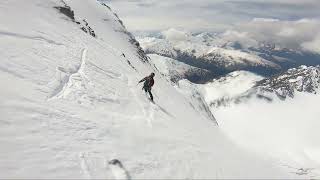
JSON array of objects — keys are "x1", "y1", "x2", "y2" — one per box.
[{"x1": 138, "y1": 73, "x2": 155, "y2": 101}]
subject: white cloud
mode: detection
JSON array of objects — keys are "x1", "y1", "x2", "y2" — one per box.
[
  {"x1": 102, "y1": 0, "x2": 320, "y2": 53},
  {"x1": 220, "y1": 18, "x2": 320, "y2": 52},
  {"x1": 214, "y1": 92, "x2": 320, "y2": 167},
  {"x1": 302, "y1": 34, "x2": 320, "y2": 53},
  {"x1": 121, "y1": 16, "x2": 231, "y2": 32},
  {"x1": 161, "y1": 28, "x2": 190, "y2": 42},
  {"x1": 252, "y1": 18, "x2": 280, "y2": 22},
  {"x1": 221, "y1": 30, "x2": 259, "y2": 47},
  {"x1": 103, "y1": 0, "x2": 320, "y2": 32}
]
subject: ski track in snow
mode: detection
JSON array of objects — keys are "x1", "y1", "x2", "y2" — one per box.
[
  {"x1": 127, "y1": 76, "x2": 172, "y2": 129},
  {"x1": 142, "y1": 91, "x2": 154, "y2": 128},
  {"x1": 128, "y1": 79, "x2": 153, "y2": 128},
  {"x1": 87, "y1": 61, "x2": 122, "y2": 79},
  {"x1": 79, "y1": 152, "x2": 92, "y2": 179},
  {"x1": 128, "y1": 77, "x2": 174, "y2": 128},
  {"x1": 147, "y1": 101, "x2": 154, "y2": 128}
]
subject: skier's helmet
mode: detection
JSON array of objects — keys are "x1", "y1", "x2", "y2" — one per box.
[{"x1": 151, "y1": 72, "x2": 155, "y2": 77}]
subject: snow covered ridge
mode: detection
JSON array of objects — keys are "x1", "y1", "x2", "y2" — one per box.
[
  {"x1": 255, "y1": 65, "x2": 320, "y2": 100},
  {"x1": 62, "y1": 0, "x2": 150, "y2": 64},
  {"x1": 54, "y1": 2, "x2": 96, "y2": 38}
]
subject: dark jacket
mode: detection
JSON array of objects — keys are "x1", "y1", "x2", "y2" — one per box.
[{"x1": 139, "y1": 75, "x2": 154, "y2": 89}]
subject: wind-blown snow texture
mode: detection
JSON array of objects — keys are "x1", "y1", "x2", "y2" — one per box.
[{"x1": 0, "y1": 0, "x2": 317, "y2": 179}]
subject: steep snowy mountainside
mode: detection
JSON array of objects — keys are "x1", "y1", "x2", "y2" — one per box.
[
  {"x1": 0, "y1": 0, "x2": 305, "y2": 179},
  {"x1": 65, "y1": 0, "x2": 148, "y2": 63},
  {"x1": 176, "y1": 79, "x2": 217, "y2": 125},
  {"x1": 148, "y1": 54, "x2": 215, "y2": 83}
]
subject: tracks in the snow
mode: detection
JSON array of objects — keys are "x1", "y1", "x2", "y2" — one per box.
[
  {"x1": 128, "y1": 80, "x2": 154, "y2": 128},
  {"x1": 79, "y1": 152, "x2": 92, "y2": 179}
]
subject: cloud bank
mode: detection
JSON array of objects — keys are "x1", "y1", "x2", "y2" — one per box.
[
  {"x1": 103, "y1": 0, "x2": 320, "y2": 32},
  {"x1": 102, "y1": 0, "x2": 320, "y2": 53},
  {"x1": 221, "y1": 18, "x2": 320, "y2": 53}
]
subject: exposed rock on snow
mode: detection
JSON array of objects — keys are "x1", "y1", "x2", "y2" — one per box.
[
  {"x1": 255, "y1": 65, "x2": 320, "y2": 99},
  {"x1": 79, "y1": 19, "x2": 96, "y2": 37},
  {"x1": 54, "y1": 2, "x2": 75, "y2": 21},
  {"x1": 55, "y1": 2, "x2": 96, "y2": 38},
  {"x1": 200, "y1": 66, "x2": 320, "y2": 108}
]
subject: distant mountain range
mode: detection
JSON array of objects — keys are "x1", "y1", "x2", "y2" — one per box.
[
  {"x1": 252, "y1": 65, "x2": 320, "y2": 100},
  {"x1": 139, "y1": 30, "x2": 320, "y2": 81}
]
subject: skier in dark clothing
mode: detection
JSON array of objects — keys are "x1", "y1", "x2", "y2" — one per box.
[{"x1": 138, "y1": 72, "x2": 155, "y2": 101}]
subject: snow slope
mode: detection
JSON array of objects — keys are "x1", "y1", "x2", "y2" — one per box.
[{"x1": 0, "y1": 0, "x2": 313, "y2": 179}]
